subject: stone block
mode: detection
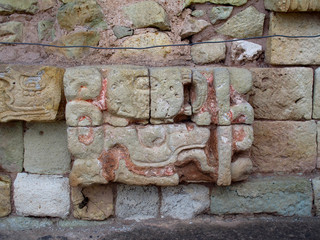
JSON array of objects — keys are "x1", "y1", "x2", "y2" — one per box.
[
  {"x1": 72, "y1": 184, "x2": 113, "y2": 220},
  {"x1": 266, "y1": 13, "x2": 320, "y2": 65},
  {"x1": 24, "y1": 122, "x2": 70, "y2": 175},
  {"x1": 161, "y1": 184, "x2": 209, "y2": 219},
  {"x1": 317, "y1": 122, "x2": 320, "y2": 169},
  {"x1": 264, "y1": 0, "x2": 320, "y2": 12},
  {"x1": 252, "y1": 121, "x2": 316, "y2": 173},
  {"x1": 180, "y1": 17, "x2": 210, "y2": 39},
  {"x1": 14, "y1": 173, "x2": 70, "y2": 218},
  {"x1": 0, "y1": 65, "x2": 64, "y2": 122},
  {"x1": 116, "y1": 185, "x2": 159, "y2": 220},
  {"x1": 312, "y1": 177, "x2": 320, "y2": 216},
  {"x1": 0, "y1": 0, "x2": 38, "y2": 15},
  {"x1": 231, "y1": 41, "x2": 262, "y2": 63},
  {"x1": 0, "y1": 122, "x2": 23, "y2": 172},
  {"x1": 38, "y1": 20, "x2": 55, "y2": 41},
  {"x1": 217, "y1": 6, "x2": 265, "y2": 38},
  {"x1": 211, "y1": 177, "x2": 312, "y2": 216},
  {"x1": 0, "y1": 21, "x2": 23, "y2": 42},
  {"x1": 249, "y1": 68, "x2": 313, "y2": 120},
  {"x1": 123, "y1": 1, "x2": 170, "y2": 30},
  {"x1": 209, "y1": 6, "x2": 233, "y2": 25},
  {"x1": 185, "y1": 0, "x2": 247, "y2": 7},
  {"x1": 313, "y1": 68, "x2": 320, "y2": 119},
  {"x1": 0, "y1": 174, "x2": 11, "y2": 217},
  {"x1": 112, "y1": 26, "x2": 133, "y2": 39}
]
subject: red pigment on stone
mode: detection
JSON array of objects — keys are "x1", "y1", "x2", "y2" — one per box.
[
  {"x1": 92, "y1": 77, "x2": 108, "y2": 111},
  {"x1": 78, "y1": 127, "x2": 94, "y2": 145},
  {"x1": 232, "y1": 127, "x2": 246, "y2": 151}
]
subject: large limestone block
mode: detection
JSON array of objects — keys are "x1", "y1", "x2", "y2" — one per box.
[
  {"x1": 211, "y1": 177, "x2": 312, "y2": 216},
  {"x1": 0, "y1": 174, "x2": 11, "y2": 217},
  {"x1": 116, "y1": 185, "x2": 159, "y2": 220},
  {"x1": 249, "y1": 68, "x2": 313, "y2": 120},
  {"x1": 0, "y1": 65, "x2": 64, "y2": 122},
  {"x1": 191, "y1": 38, "x2": 226, "y2": 64},
  {"x1": 252, "y1": 121, "x2": 317, "y2": 173},
  {"x1": 123, "y1": 1, "x2": 170, "y2": 30},
  {"x1": 14, "y1": 173, "x2": 70, "y2": 218},
  {"x1": 313, "y1": 68, "x2": 320, "y2": 119},
  {"x1": 0, "y1": 122, "x2": 23, "y2": 172},
  {"x1": 185, "y1": 0, "x2": 247, "y2": 7},
  {"x1": 0, "y1": 21, "x2": 23, "y2": 42},
  {"x1": 264, "y1": 0, "x2": 320, "y2": 12},
  {"x1": 57, "y1": 0, "x2": 105, "y2": 31},
  {"x1": 72, "y1": 184, "x2": 113, "y2": 220},
  {"x1": 161, "y1": 184, "x2": 209, "y2": 219},
  {"x1": 217, "y1": 6, "x2": 265, "y2": 38},
  {"x1": 24, "y1": 122, "x2": 70, "y2": 175},
  {"x1": 0, "y1": 0, "x2": 38, "y2": 15},
  {"x1": 266, "y1": 13, "x2": 320, "y2": 65}
]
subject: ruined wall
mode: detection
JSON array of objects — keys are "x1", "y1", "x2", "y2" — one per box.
[{"x1": 0, "y1": 0, "x2": 320, "y2": 223}]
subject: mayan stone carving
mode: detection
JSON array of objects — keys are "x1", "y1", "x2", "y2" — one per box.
[
  {"x1": 0, "y1": 65, "x2": 64, "y2": 122},
  {"x1": 65, "y1": 65, "x2": 254, "y2": 187},
  {"x1": 264, "y1": 0, "x2": 320, "y2": 12}
]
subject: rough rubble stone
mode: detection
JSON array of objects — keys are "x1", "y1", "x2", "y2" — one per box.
[
  {"x1": 191, "y1": 38, "x2": 226, "y2": 64},
  {"x1": 0, "y1": 0, "x2": 38, "y2": 15},
  {"x1": 113, "y1": 26, "x2": 133, "y2": 39},
  {"x1": 217, "y1": 6, "x2": 265, "y2": 38},
  {"x1": 191, "y1": 10, "x2": 205, "y2": 18},
  {"x1": 313, "y1": 68, "x2": 320, "y2": 119},
  {"x1": 252, "y1": 121, "x2": 316, "y2": 173},
  {"x1": 264, "y1": 0, "x2": 320, "y2": 12},
  {"x1": 72, "y1": 184, "x2": 113, "y2": 220},
  {"x1": 185, "y1": 0, "x2": 247, "y2": 7},
  {"x1": 47, "y1": 31, "x2": 100, "y2": 59},
  {"x1": 38, "y1": 0, "x2": 55, "y2": 11},
  {"x1": 116, "y1": 185, "x2": 159, "y2": 220},
  {"x1": 0, "y1": 65, "x2": 64, "y2": 122},
  {"x1": 0, "y1": 21, "x2": 23, "y2": 42},
  {"x1": 161, "y1": 184, "x2": 209, "y2": 219},
  {"x1": 24, "y1": 122, "x2": 70, "y2": 175},
  {"x1": 123, "y1": 1, "x2": 170, "y2": 30},
  {"x1": 38, "y1": 20, "x2": 55, "y2": 41},
  {"x1": 231, "y1": 41, "x2": 262, "y2": 62},
  {"x1": 313, "y1": 177, "x2": 320, "y2": 216},
  {"x1": 0, "y1": 122, "x2": 23, "y2": 172},
  {"x1": 14, "y1": 173, "x2": 70, "y2": 218},
  {"x1": 180, "y1": 17, "x2": 210, "y2": 39},
  {"x1": 0, "y1": 174, "x2": 10, "y2": 217},
  {"x1": 249, "y1": 68, "x2": 313, "y2": 120},
  {"x1": 211, "y1": 177, "x2": 312, "y2": 216},
  {"x1": 209, "y1": 6, "x2": 233, "y2": 25},
  {"x1": 266, "y1": 13, "x2": 320, "y2": 65},
  {"x1": 57, "y1": 0, "x2": 105, "y2": 31}
]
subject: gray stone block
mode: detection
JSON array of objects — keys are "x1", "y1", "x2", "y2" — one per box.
[{"x1": 312, "y1": 177, "x2": 320, "y2": 216}]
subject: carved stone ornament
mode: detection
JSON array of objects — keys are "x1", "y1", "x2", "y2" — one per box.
[{"x1": 65, "y1": 65, "x2": 254, "y2": 187}]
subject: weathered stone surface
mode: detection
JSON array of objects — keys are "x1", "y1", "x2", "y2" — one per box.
[
  {"x1": 117, "y1": 32, "x2": 172, "y2": 59},
  {"x1": 0, "y1": 65, "x2": 64, "y2": 122},
  {"x1": 214, "y1": 68, "x2": 230, "y2": 126},
  {"x1": 191, "y1": 38, "x2": 226, "y2": 64},
  {"x1": 209, "y1": 6, "x2": 233, "y2": 25},
  {"x1": 217, "y1": 6, "x2": 265, "y2": 38},
  {"x1": 47, "y1": 31, "x2": 100, "y2": 59},
  {"x1": 0, "y1": 122, "x2": 23, "y2": 172},
  {"x1": 211, "y1": 177, "x2": 312, "y2": 216},
  {"x1": 228, "y1": 68, "x2": 252, "y2": 94},
  {"x1": 264, "y1": 0, "x2": 320, "y2": 12},
  {"x1": 14, "y1": 173, "x2": 70, "y2": 218},
  {"x1": 217, "y1": 126, "x2": 232, "y2": 186},
  {"x1": 116, "y1": 185, "x2": 159, "y2": 220},
  {"x1": 191, "y1": 10, "x2": 205, "y2": 18},
  {"x1": 252, "y1": 121, "x2": 316, "y2": 173},
  {"x1": 313, "y1": 68, "x2": 320, "y2": 119},
  {"x1": 0, "y1": 0, "x2": 38, "y2": 15},
  {"x1": 0, "y1": 174, "x2": 10, "y2": 217},
  {"x1": 313, "y1": 177, "x2": 320, "y2": 216},
  {"x1": 0, "y1": 21, "x2": 23, "y2": 42},
  {"x1": 123, "y1": 1, "x2": 170, "y2": 30},
  {"x1": 161, "y1": 184, "x2": 209, "y2": 219},
  {"x1": 0, "y1": 216, "x2": 53, "y2": 231},
  {"x1": 266, "y1": 13, "x2": 320, "y2": 65},
  {"x1": 38, "y1": 20, "x2": 55, "y2": 41},
  {"x1": 180, "y1": 17, "x2": 210, "y2": 39},
  {"x1": 113, "y1": 26, "x2": 133, "y2": 39},
  {"x1": 38, "y1": 0, "x2": 55, "y2": 11},
  {"x1": 317, "y1": 122, "x2": 320, "y2": 169},
  {"x1": 185, "y1": 0, "x2": 247, "y2": 7},
  {"x1": 57, "y1": 0, "x2": 105, "y2": 31},
  {"x1": 24, "y1": 122, "x2": 70, "y2": 174},
  {"x1": 231, "y1": 41, "x2": 262, "y2": 62},
  {"x1": 72, "y1": 184, "x2": 113, "y2": 220},
  {"x1": 249, "y1": 68, "x2": 313, "y2": 120}
]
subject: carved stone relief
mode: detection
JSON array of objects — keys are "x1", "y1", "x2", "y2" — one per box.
[{"x1": 65, "y1": 65, "x2": 254, "y2": 187}]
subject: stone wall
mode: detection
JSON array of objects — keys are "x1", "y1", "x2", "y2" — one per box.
[{"x1": 0, "y1": 0, "x2": 320, "y2": 223}]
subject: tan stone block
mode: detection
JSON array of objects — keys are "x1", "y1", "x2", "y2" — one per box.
[
  {"x1": 252, "y1": 121, "x2": 317, "y2": 173},
  {"x1": 0, "y1": 0, "x2": 38, "y2": 15},
  {"x1": 266, "y1": 13, "x2": 320, "y2": 65},
  {"x1": 180, "y1": 17, "x2": 210, "y2": 39},
  {"x1": 72, "y1": 185, "x2": 113, "y2": 220},
  {"x1": 0, "y1": 174, "x2": 11, "y2": 217},
  {"x1": 0, "y1": 65, "x2": 64, "y2": 122},
  {"x1": 264, "y1": 0, "x2": 320, "y2": 12},
  {"x1": 0, "y1": 21, "x2": 23, "y2": 42},
  {"x1": 249, "y1": 68, "x2": 313, "y2": 120},
  {"x1": 313, "y1": 68, "x2": 320, "y2": 119},
  {"x1": 214, "y1": 68, "x2": 230, "y2": 126}
]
